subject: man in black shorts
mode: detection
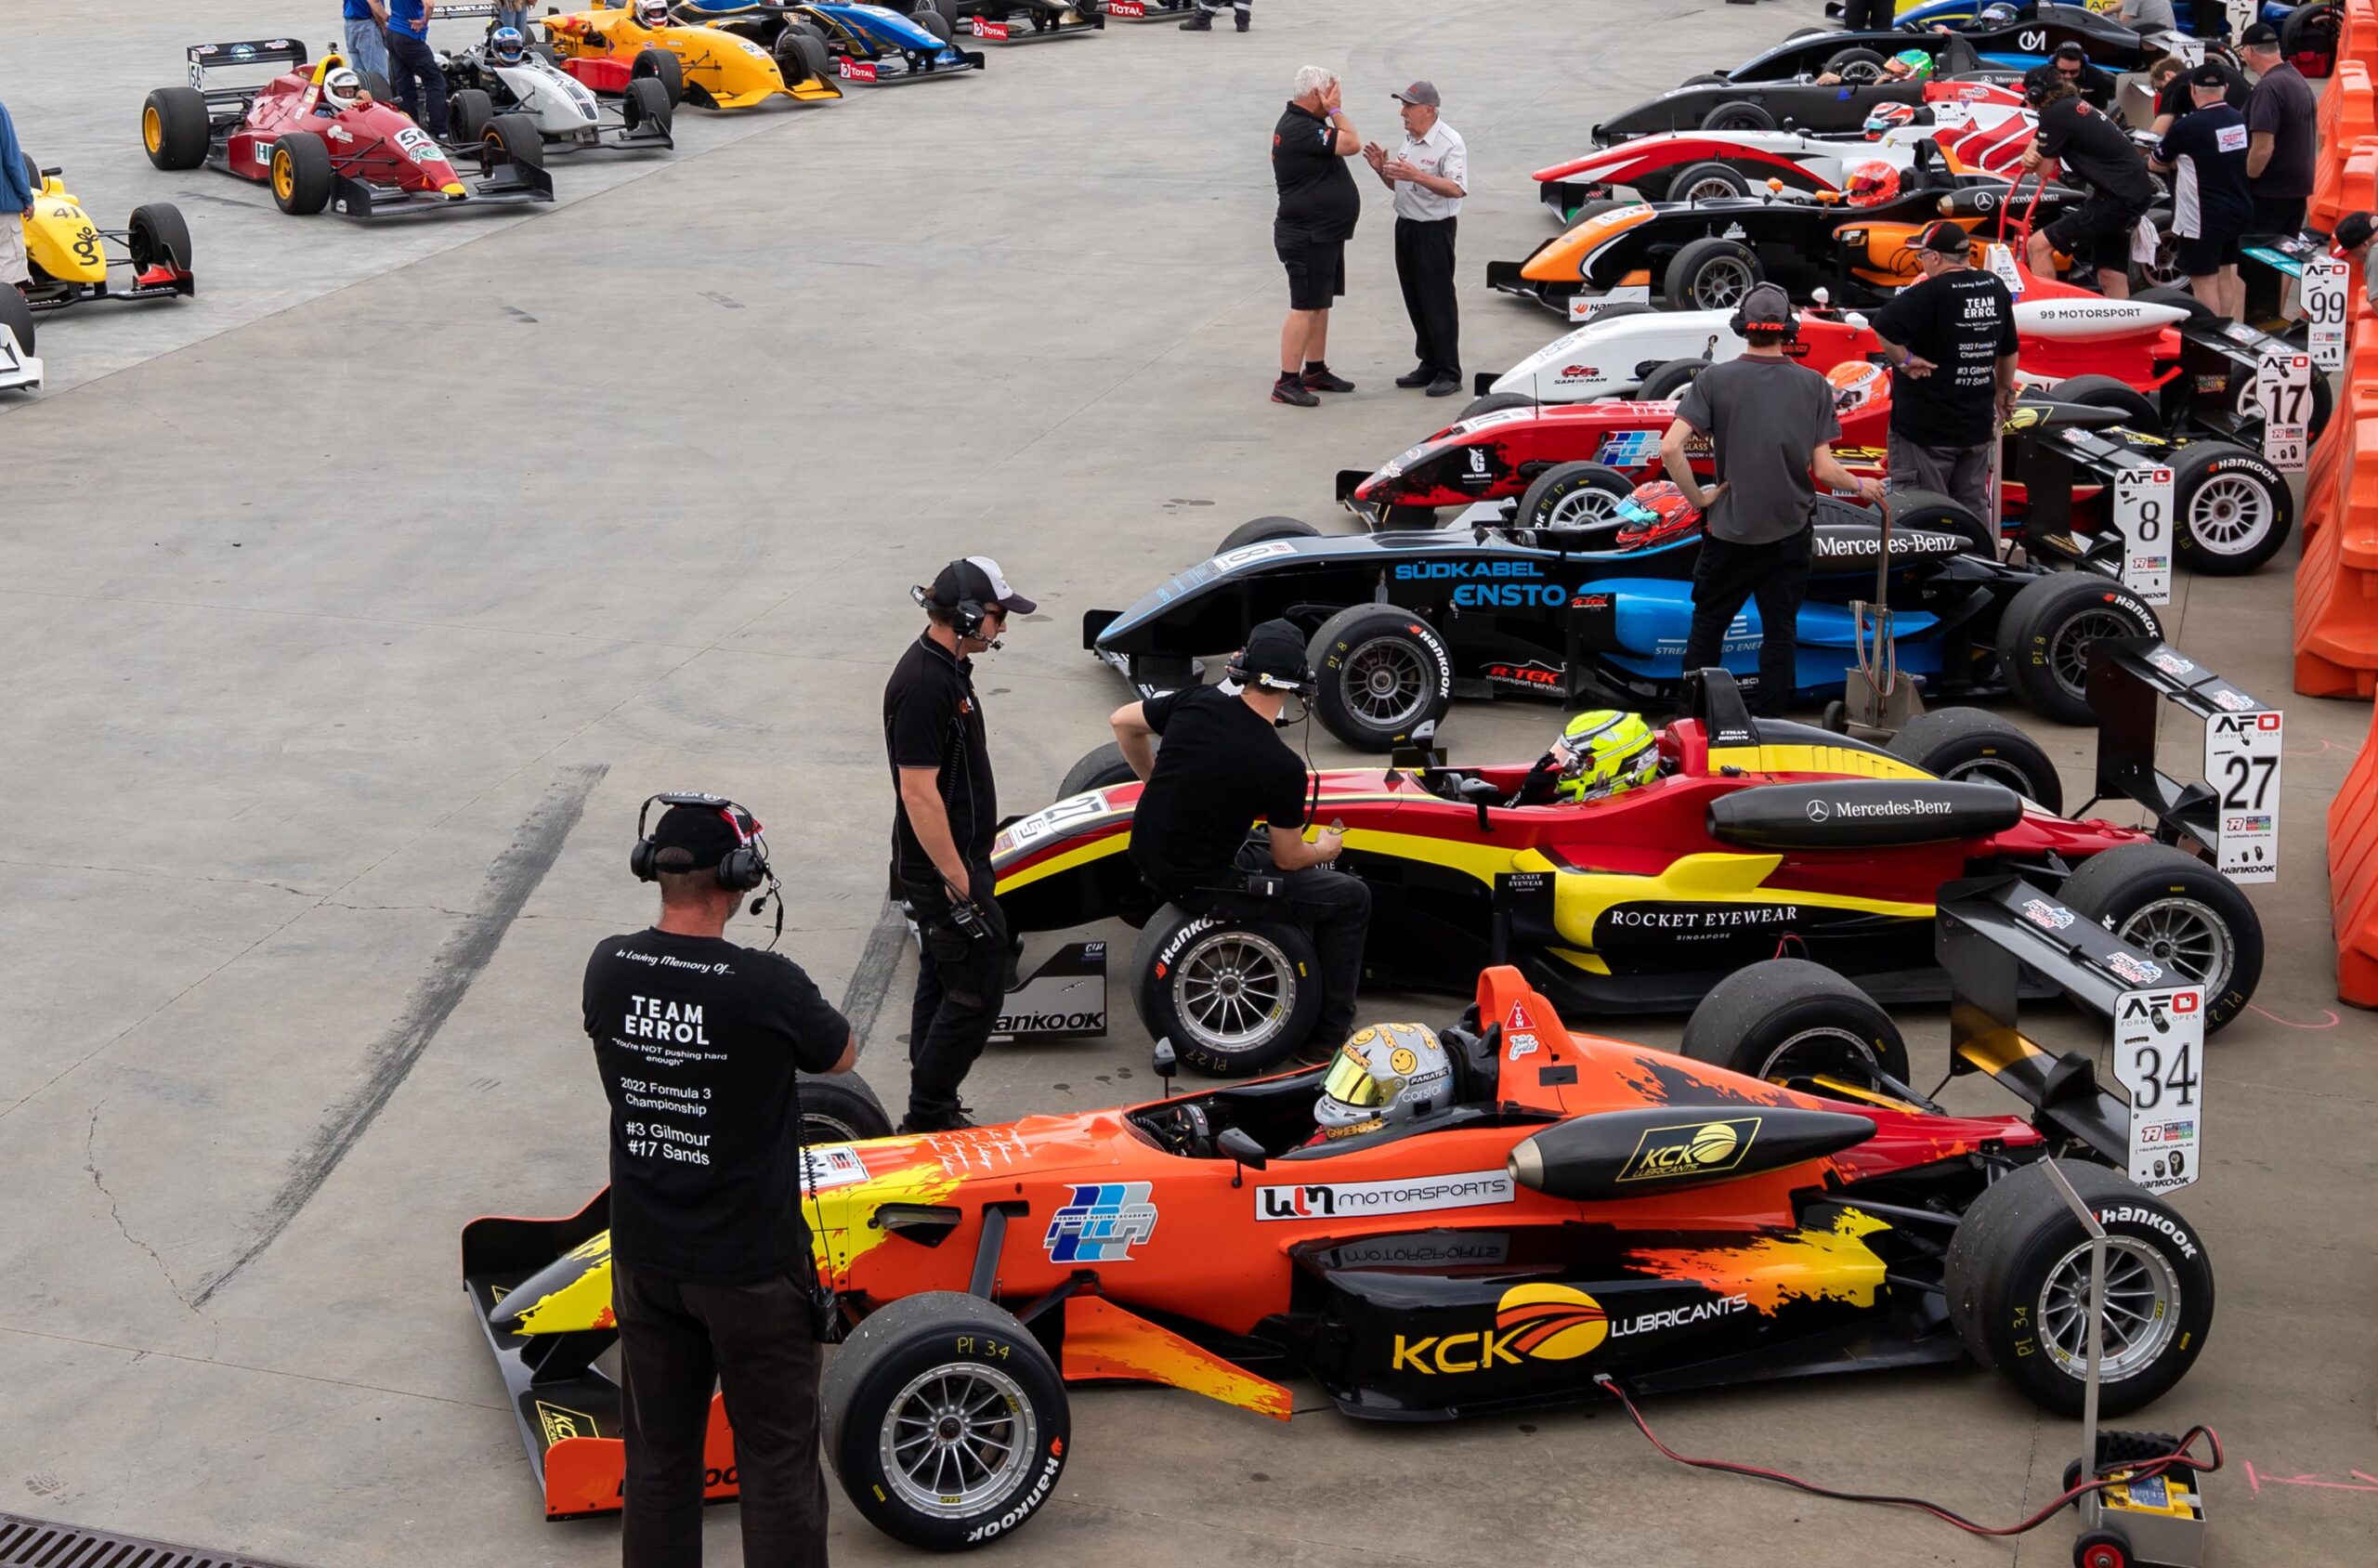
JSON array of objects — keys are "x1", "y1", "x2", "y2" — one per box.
[
  {"x1": 1271, "y1": 64, "x2": 1365, "y2": 408},
  {"x1": 583, "y1": 795, "x2": 858, "y2": 1568},
  {"x1": 2022, "y1": 68, "x2": 2155, "y2": 298},
  {"x1": 2153, "y1": 64, "x2": 2254, "y2": 320},
  {"x1": 1108, "y1": 620, "x2": 1370, "y2": 1062},
  {"x1": 1872, "y1": 220, "x2": 2021, "y2": 529}
]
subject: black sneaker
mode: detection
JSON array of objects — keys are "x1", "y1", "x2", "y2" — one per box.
[
  {"x1": 1235, "y1": 7, "x2": 1249, "y2": 28},
  {"x1": 1301, "y1": 361, "x2": 1355, "y2": 394},
  {"x1": 1179, "y1": 9, "x2": 1211, "y2": 27},
  {"x1": 1293, "y1": 1031, "x2": 1345, "y2": 1067},
  {"x1": 1394, "y1": 366, "x2": 1435, "y2": 388},
  {"x1": 1426, "y1": 374, "x2": 1462, "y2": 397},
  {"x1": 897, "y1": 1107, "x2": 980, "y2": 1134},
  {"x1": 1272, "y1": 374, "x2": 1319, "y2": 407}
]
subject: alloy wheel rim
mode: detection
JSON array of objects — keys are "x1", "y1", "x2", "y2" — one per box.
[
  {"x1": 2185, "y1": 474, "x2": 2271, "y2": 555},
  {"x1": 1692, "y1": 256, "x2": 1755, "y2": 308},
  {"x1": 1544, "y1": 483, "x2": 1627, "y2": 529},
  {"x1": 1175, "y1": 929, "x2": 1295, "y2": 1052},
  {"x1": 879, "y1": 1363, "x2": 1038, "y2": 1518},
  {"x1": 1937, "y1": 755, "x2": 2037, "y2": 795},
  {"x1": 2115, "y1": 896, "x2": 2233, "y2": 993},
  {"x1": 1681, "y1": 175, "x2": 1740, "y2": 203},
  {"x1": 2036, "y1": 1236, "x2": 2182, "y2": 1380},
  {"x1": 1753, "y1": 1026, "x2": 1881, "y2": 1086},
  {"x1": 2047, "y1": 608, "x2": 2143, "y2": 700},
  {"x1": 143, "y1": 106, "x2": 162, "y2": 153},
  {"x1": 1339, "y1": 635, "x2": 1433, "y2": 728}
]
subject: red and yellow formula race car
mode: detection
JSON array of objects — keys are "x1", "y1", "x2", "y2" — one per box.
[{"x1": 464, "y1": 885, "x2": 2214, "y2": 1550}]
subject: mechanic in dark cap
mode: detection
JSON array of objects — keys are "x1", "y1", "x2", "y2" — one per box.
[
  {"x1": 2151, "y1": 63, "x2": 2255, "y2": 320},
  {"x1": 2335, "y1": 210, "x2": 2378, "y2": 304},
  {"x1": 1109, "y1": 619, "x2": 1371, "y2": 1065},
  {"x1": 2021, "y1": 66, "x2": 2155, "y2": 297},
  {"x1": 1660, "y1": 283, "x2": 1885, "y2": 717},
  {"x1": 2048, "y1": 40, "x2": 2119, "y2": 106},
  {"x1": 2241, "y1": 22, "x2": 2319, "y2": 236},
  {"x1": 1870, "y1": 219, "x2": 2019, "y2": 531},
  {"x1": 884, "y1": 556, "x2": 1035, "y2": 1132},
  {"x1": 582, "y1": 794, "x2": 858, "y2": 1568}
]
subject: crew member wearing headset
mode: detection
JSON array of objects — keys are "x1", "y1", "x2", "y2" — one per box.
[
  {"x1": 883, "y1": 557, "x2": 1035, "y2": 1133},
  {"x1": 582, "y1": 795, "x2": 858, "y2": 1568},
  {"x1": 1109, "y1": 620, "x2": 1372, "y2": 1065}
]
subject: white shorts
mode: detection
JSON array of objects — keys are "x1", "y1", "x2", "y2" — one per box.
[{"x1": 0, "y1": 219, "x2": 28, "y2": 287}]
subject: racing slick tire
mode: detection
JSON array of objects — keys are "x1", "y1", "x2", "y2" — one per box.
[
  {"x1": 126, "y1": 203, "x2": 193, "y2": 275},
  {"x1": 1457, "y1": 392, "x2": 1538, "y2": 422},
  {"x1": 622, "y1": 75, "x2": 673, "y2": 137},
  {"x1": 1880, "y1": 486, "x2": 1995, "y2": 558},
  {"x1": 822, "y1": 1291, "x2": 1071, "y2": 1551},
  {"x1": 2057, "y1": 843, "x2": 2260, "y2": 1031},
  {"x1": 799, "y1": 1070, "x2": 895, "y2": 1143},
  {"x1": 1885, "y1": 707, "x2": 2063, "y2": 812},
  {"x1": 913, "y1": 7, "x2": 958, "y2": 44},
  {"x1": 448, "y1": 86, "x2": 495, "y2": 145},
  {"x1": 1679, "y1": 960, "x2": 1913, "y2": 1091},
  {"x1": 1699, "y1": 99, "x2": 1777, "y2": 132},
  {"x1": 1636, "y1": 356, "x2": 1710, "y2": 401},
  {"x1": 1663, "y1": 236, "x2": 1765, "y2": 311},
  {"x1": 1994, "y1": 572, "x2": 2160, "y2": 725},
  {"x1": 1308, "y1": 603, "x2": 1454, "y2": 753},
  {"x1": 2281, "y1": 1, "x2": 2343, "y2": 72},
  {"x1": 2170, "y1": 442, "x2": 2291, "y2": 576},
  {"x1": 632, "y1": 46, "x2": 685, "y2": 107},
  {"x1": 1514, "y1": 462, "x2": 1639, "y2": 533},
  {"x1": 1132, "y1": 905, "x2": 1323, "y2": 1076},
  {"x1": 140, "y1": 86, "x2": 212, "y2": 171},
  {"x1": 1943, "y1": 1160, "x2": 2214, "y2": 1418},
  {"x1": 779, "y1": 33, "x2": 833, "y2": 88},
  {"x1": 358, "y1": 70, "x2": 396, "y2": 104},
  {"x1": 0, "y1": 284, "x2": 33, "y2": 358},
  {"x1": 1822, "y1": 46, "x2": 1889, "y2": 83},
  {"x1": 1680, "y1": 72, "x2": 1731, "y2": 87},
  {"x1": 1057, "y1": 742, "x2": 1140, "y2": 799},
  {"x1": 2045, "y1": 374, "x2": 2164, "y2": 438},
  {"x1": 1215, "y1": 515, "x2": 1319, "y2": 554},
  {"x1": 1666, "y1": 160, "x2": 1751, "y2": 203},
  {"x1": 484, "y1": 112, "x2": 545, "y2": 173},
  {"x1": 268, "y1": 135, "x2": 333, "y2": 216}
]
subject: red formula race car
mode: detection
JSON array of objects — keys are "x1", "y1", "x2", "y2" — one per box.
[
  {"x1": 464, "y1": 880, "x2": 2216, "y2": 1551},
  {"x1": 139, "y1": 39, "x2": 554, "y2": 217}
]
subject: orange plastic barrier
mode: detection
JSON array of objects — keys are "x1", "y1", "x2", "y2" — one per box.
[
  {"x1": 2294, "y1": 382, "x2": 2378, "y2": 698},
  {"x1": 2330, "y1": 699, "x2": 2378, "y2": 1008},
  {"x1": 2347, "y1": 0, "x2": 2378, "y2": 75},
  {"x1": 2308, "y1": 71, "x2": 2376, "y2": 235}
]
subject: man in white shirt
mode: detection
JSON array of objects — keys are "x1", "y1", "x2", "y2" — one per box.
[{"x1": 1365, "y1": 82, "x2": 1469, "y2": 397}]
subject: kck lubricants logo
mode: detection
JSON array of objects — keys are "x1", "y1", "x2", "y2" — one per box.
[
  {"x1": 1614, "y1": 1117, "x2": 1759, "y2": 1183},
  {"x1": 1388, "y1": 1284, "x2": 1607, "y2": 1375}
]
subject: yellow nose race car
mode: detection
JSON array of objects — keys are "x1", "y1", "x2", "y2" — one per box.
[
  {"x1": 15, "y1": 160, "x2": 194, "y2": 317},
  {"x1": 541, "y1": 1, "x2": 843, "y2": 107}
]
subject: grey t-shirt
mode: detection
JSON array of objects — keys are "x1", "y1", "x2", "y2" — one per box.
[
  {"x1": 1674, "y1": 355, "x2": 1841, "y2": 545},
  {"x1": 2120, "y1": 0, "x2": 2175, "y2": 33}
]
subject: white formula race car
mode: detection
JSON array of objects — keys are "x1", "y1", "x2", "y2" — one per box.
[
  {"x1": 0, "y1": 290, "x2": 43, "y2": 396},
  {"x1": 437, "y1": 12, "x2": 673, "y2": 154}
]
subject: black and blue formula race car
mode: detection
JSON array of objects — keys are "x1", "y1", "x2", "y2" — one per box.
[{"x1": 673, "y1": 0, "x2": 986, "y2": 80}]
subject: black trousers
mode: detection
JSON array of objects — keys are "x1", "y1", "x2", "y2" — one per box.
[
  {"x1": 1837, "y1": 0, "x2": 1895, "y2": 29},
  {"x1": 905, "y1": 861, "x2": 1007, "y2": 1124},
  {"x1": 1681, "y1": 530, "x2": 1814, "y2": 717},
  {"x1": 2252, "y1": 193, "x2": 2308, "y2": 237},
  {"x1": 614, "y1": 1262, "x2": 827, "y2": 1568},
  {"x1": 1181, "y1": 840, "x2": 1372, "y2": 1048},
  {"x1": 1394, "y1": 216, "x2": 1460, "y2": 379},
  {"x1": 385, "y1": 32, "x2": 449, "y2": 138}
]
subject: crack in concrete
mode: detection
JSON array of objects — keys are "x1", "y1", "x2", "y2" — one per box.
[
  {"x1": 84, "y1": 1101, "x2": 215, "y2": 1345},
  {"x1": 0, "y1": 856, "x2": 320, "y2": 897},
  {"x1": 0, "y1": 1318, "x2": 502, "y2": 1414}
]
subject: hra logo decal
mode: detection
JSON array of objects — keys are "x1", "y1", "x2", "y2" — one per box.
[
  {"x1": 800, "y1": 1143, "x2": 872, "y2": 1191},
  {"x1": 1044, "y1": 1183, "x2": 1157, "y2": 1262},
  {"x1": 1614, "y1": 1117, "x2": 1759, "y2": 1183}
]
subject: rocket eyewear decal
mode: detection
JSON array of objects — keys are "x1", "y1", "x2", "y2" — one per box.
[
  {"x1": 1614, "y1": 1117, "x2": 1760, "y2": 1183},
  {"x1": 1044, "y1": 1182, "x2": 1158, "y2": 1262}
]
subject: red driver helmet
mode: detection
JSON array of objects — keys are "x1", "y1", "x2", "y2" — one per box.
[
  {"x1": 1614, "y1": 481, "x2": 1705, "y2": 549},
  {"x1": 1842, "y1": 161, "x2": 1901, "y2": 208},
  {"x1": 1862, "y1": 103, "x2": 1920, "y2": 140}
]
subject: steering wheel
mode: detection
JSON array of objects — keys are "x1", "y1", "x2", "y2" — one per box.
[{"x1": 1180, "y1": 1102, "x2": 1214, "y2": 1158}]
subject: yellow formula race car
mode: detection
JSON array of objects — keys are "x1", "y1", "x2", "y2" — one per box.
[
  {"x1": 16, "y1": 162, "x2": 194, "y2": 318},
  {"x1": 540, "y1": 0, "x2": 842, "y2": 107}
]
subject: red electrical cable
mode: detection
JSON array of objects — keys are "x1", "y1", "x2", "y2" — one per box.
[{"x1": 1594, "y1": 1375, "x2": 2222, "y2": 1538}]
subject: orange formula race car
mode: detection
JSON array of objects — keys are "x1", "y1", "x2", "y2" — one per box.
[{"x1": 464, "y1": 880, "x2": 2215, "y2": 1550}]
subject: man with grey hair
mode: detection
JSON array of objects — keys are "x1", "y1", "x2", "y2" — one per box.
[
  {"x1": 1271, "y1": 64, "x2": 1364, "y2": 406},
  {"x1": 1180, "y1": 0, "x2": 1249, "y2": 30},
  {"x1": 1365, "y1": 81, "x2": 1468, "y2": 396}
]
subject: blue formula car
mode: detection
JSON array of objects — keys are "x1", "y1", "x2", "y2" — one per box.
[
  {"x1": 1079, "y1": 492, "x2": 2164, "y2": 751},
  {"x1": 1879, "y1": 0, "x2": 2339, "y2": 74},
  {"x1": 673, "y1": 0, "x2": 986, "y2": 81}
]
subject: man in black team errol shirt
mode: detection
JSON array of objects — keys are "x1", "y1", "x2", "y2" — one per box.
[
  {"x1": 583, "y1": 795, "x2": 857, "y2": 1568},
  {"x1": 1871, "y1": 220, "x2": 2020, "y2": 531},
  {"x1": 1109, "y1": 620, "x2": 1371, "y2": 1065}
]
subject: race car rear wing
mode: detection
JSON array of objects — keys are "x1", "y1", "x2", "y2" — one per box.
[
  {"x1": 2084, "y1": 636, "x2": 2282, "y2": 882},
  {"x1": 1934, "y1": 874, "x2": 2156, "y2": 1163},
  {"x1": 186, "y1": 39, "x2": 309, "y2": 98}
]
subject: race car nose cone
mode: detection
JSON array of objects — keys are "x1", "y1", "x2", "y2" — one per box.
[{"x1": 441, "y1": 181, "x2": 467, "y2": 197}]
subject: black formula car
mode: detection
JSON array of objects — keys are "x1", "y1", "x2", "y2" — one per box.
[{"x1": 1735, "y1": 3, "x2": 2173, "y2": 82}]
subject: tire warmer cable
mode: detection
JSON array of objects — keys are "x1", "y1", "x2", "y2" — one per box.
[{"x1": 1593, "y1": 1375, "x2": 2222, "y2": 1539}]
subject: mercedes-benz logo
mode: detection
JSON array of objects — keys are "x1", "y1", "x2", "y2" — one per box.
[{"x1": 1805, "y1": 800, "x2": 1830, "y2": 822}]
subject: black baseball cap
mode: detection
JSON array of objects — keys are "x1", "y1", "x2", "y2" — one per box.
[
  {"x1": 1235, "y1": 618, "x2": 1312, "y2": 689},
  {"x1": 1915, "y1": 219, "x2": 1971, "y2": 255},
  {"x1": 927, "y1": 555, "x2": 1038, "y2": 617},
  {"x1": 2189, "y1": 63, "x2": 2234, "y2": 89},
  {"x1": 2240, "y1": 21, "x2": 2280, "y2": 47},
  {"x1": 652, "y1": 799, "x2": 755, "y2": 867},
  {"x1": 2337, "y1": 211, "x2": 2375, "y2": 251}
]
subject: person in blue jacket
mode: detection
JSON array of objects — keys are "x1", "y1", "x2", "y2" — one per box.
[
  {"x1": 341, "y1": 0, "x2": 391, "y2": 81},
  {"x1": 1, "y1": 97, "x2": 33, "y2": 294}
]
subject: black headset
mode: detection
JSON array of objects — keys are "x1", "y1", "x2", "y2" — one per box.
[
  {"x1": 1728, "y1": 281, "x2": 1799, "y2": 343},
  {"x1": 909, "y1": 574, "x2": 997, "y2": 646},
  {"x1": 631, "y1": 791, "x2": 772, "y2": 892}
]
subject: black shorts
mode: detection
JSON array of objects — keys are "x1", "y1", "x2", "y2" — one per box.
[
  {"x1": 2043, "y1": 191, "x2": 2149, "y2": 274},
  {"x1": 1277, "y1": 233, "x2": 1346, "y2": 311},
  {"x1": 2174, "y1": 229, "x2": 2244, "y2": 277}
]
